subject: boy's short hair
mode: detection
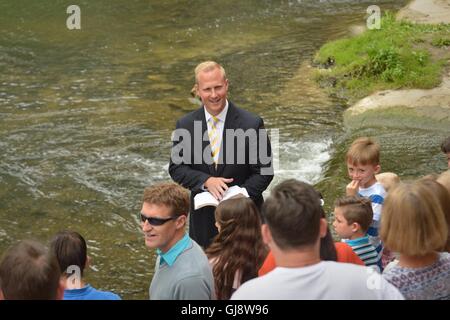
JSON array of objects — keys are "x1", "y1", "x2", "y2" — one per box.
[
  {"x1": 143, "y1": 182, "x2": 190, "y2": 217},
  {"x1": 262, "y1": 179, "x2": 324, "y2": 250},
  {"x1": 441, "y1": 136, "x2": 450, "y2": 153},
  {"x1": 346, "y1": 137, "x2": 380, "y2": 166},
  {"x1": 380, "y1": 182, "x2": 448, "y2": 256},
  {"x1": 334, "y1": 196, "x2": 373, "y2": 233},
  {"x1": 50, "y1": 231, "x2": 87, "y2": 277},
  {"x1": 0, "y1": 240, "x2": 61, "y2": 299}
]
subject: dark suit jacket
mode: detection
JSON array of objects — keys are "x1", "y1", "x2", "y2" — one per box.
[{"x1": 169, "y1": 101, "x2": 273, "y2": 247}]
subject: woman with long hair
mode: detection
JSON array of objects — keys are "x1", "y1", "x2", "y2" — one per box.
[{"x1": 206, "y1": 197, "x2": 268, "y2": 300}]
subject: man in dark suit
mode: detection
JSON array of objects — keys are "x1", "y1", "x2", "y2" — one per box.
[{"x1": 169, "y1": 61, "x2": 274, "y2": 248}]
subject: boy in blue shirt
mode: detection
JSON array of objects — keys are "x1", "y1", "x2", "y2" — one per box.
[
  {"x1": 333, "y1": 196, "x2": 382, "y2": 272},
  {"x1": 50, "y1": 231, "x2": 121, "y2": 300},
  {"x1": 345, "y1": 137, "x2": 386, "y2": 257}
]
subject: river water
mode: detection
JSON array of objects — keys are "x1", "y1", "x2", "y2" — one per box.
[{"x1": 1, "y1": 0, "x2": 447, "y2": 299}]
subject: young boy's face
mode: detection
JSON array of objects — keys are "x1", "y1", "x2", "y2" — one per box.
[
  {"x1": 333, "y1": 207, "x2": 355, "y2": 239},
  {"x1": 347, "y1": 161, "x2": 380, "y2": 189}
]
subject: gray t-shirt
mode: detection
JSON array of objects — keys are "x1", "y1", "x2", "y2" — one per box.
[{"x1": 149, "y1": 240, "x2": 215, "y2": 300}]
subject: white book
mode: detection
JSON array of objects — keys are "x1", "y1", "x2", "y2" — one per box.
[{"x1": 194, "y1": 185, "x2": 249, "y2": 210}]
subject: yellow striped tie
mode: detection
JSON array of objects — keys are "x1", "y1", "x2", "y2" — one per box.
[{"x1": 208, "y1": 116, "x2": 220, "y2": 167}]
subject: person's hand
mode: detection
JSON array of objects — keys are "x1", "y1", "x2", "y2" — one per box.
[
  {"x1": 204, "y1": 177, "x2": 234, "y2": 200},
  {"x1": 346, "y1": 180, "x2": 360, "y2": 196}
]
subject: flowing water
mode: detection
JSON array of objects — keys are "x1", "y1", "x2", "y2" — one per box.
[{"x1": 1, "y1": 0, "x2": 447, "y2": 299}]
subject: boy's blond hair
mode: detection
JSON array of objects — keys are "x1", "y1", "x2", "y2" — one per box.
[
  {"x1": 380, "y1": 182, "x2": 448, "y2": 256},
  {"x1": 334, "y1": 196, "x2": 373, "y2": 233},
  {"x1": 346, "y1": 137, "x2": 380, "y2": 166}
]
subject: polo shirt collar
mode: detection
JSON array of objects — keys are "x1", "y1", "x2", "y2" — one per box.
[{"x1": 156, "y1": 233, "x2": 191, "y2": 267}]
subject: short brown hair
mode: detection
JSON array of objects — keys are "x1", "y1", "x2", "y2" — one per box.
[
  {"x1": 142, "y1": 182, "x2": 190, "y2": 216},
  {"x1": 380, "y1": 182, "x2": 448, "y2": 256},
  {"x1": 441, "y1": 136, "x2": 450, "y2": 153},
  {"x1": 0, "y1": 240, "x2": 61, "y2": 299},
  {"x1": 346, "y1": 137, "x2": 380, "y2": 165},
  {"x1": 334, "y1": 196, "x2": 373, "y2": 233},
  {"x1": 262, "y1": 179, "x2": 324, "y2": 250}
]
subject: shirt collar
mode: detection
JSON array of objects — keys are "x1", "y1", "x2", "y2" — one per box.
[
  {"x1": 204, "y1": 99, "x2": 229, "y2": 123},
  {"x1": 156, "y1": 233, "x2": 191, "y2": 267}
]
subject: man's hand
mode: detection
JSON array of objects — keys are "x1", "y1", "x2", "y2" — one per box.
[
  {"x1": 346, "y1": 180, "x2": 360, "y2": 196},
  {"x1": 204, "y1": 177, "x2": 234, "y2": 200}
]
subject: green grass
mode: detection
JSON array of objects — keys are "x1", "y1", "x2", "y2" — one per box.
[{"x1": 314, "y1": 12, "x2": 450, "y2": 102}]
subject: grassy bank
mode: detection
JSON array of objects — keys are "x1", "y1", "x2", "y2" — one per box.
[{"x1": 314, "y1": 12, "x2": 450, "y2": 102}]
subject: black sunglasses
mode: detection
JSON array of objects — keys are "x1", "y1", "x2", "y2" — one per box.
[{"x1": 139, "y1": 212, "x2": 178, "y2": 226}]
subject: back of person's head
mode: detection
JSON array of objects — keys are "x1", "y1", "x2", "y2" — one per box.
[
  {"x1": 437, "y1": 170, "x2": 450, "y2": 195},
  {"x1": 418, "y1": 178, "x2": 450, "y2": 252},
  {"x1": 0, "y1": 240, "x2": 62, "y2": 300},
  {"x1": 207, "y1": 197, "x2": 267, "y2": 300},
  {"x1": 441, "y1": 136, "x2": 450, "y2": 153},
  {"x1": 380, "y1": 182, "x2": 448, "y2": 256},
  {"x1": 376, "y1": 172, "x2": 400, "y2": 192},
  {"x1": 50, "y1": 231, "x2": 87, "y2": 277},
  {"x1": 346, "y1": 137, "x2": 380, "y2": 166},
  {"x1": 142, "y1": 182, "x2": 189, "y2": 218},
  {"x1": 262, "y1": 179, "x2": 323, "y2": 249},
  {"x1": 334, "y1": 196, "x2": 373, "y2": 234}
]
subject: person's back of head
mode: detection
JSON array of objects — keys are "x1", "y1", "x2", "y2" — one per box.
[
  {"x1": 380, "y1": 182, "x2": 448, "y2": 256},
  {"x1": 418, "y1": 178, "x2": 450, "y2": 252},
  {"x1": 334, "y1": 196, "x2": 374, "y2": 235},
  {"x1": 262, "y1": 179, "x2": 324, "y2": 249},
  {"x1": 50, "y1": 231, "x2": 87, "y2": 277},
  {"x1": 0, "y1": 240, "x2": 62, "y2": 300},
  {"x1": 346, "y1": 137, "x2": 380, "y2": 166}
]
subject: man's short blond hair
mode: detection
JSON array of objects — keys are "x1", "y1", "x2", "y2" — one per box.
[
  {"x1": 380, "y1": 181, "x2": 448, "y2": 256},
  {"x1": 194, "y1": 61, "x2": 226, "y2": 84},
  {"x1": 142, "y1": 182, "x2": 190, "y2": 217},
  {"x1": 346, "y1": 137, "x2": 380, "y2": 165}
]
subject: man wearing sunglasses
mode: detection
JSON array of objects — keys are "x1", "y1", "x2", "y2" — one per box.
[{"x1": 140, "y1": 182, "x2": 215, "y2": 300}]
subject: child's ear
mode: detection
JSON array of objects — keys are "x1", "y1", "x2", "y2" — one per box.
[
  {"x1": 374, "y1": 164, "x2": 381, "y2": 174},
  {"x1": 351, "y1": 222, "x2": 360, "y2": 233},
  {"x1": 0, "y1": 289, "x2": 4, "y2": 300},
  {"x1": 319, "y1": 218, "x2": 328, "y2": 238},
  {"x1": 261, "y1": 224, "x2": 272, "y2": 246}
]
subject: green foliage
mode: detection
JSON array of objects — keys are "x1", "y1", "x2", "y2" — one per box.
[{"x1": 314, "y1": 12, "x2": 450, "y2": 101}]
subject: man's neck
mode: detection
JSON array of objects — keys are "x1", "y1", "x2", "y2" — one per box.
[
  {"x1": 272, "y1": 244, "x2": 321, "y2": 268},
  {"x1": 398, "y1": 252, "x2": 439, "y2": 268}
]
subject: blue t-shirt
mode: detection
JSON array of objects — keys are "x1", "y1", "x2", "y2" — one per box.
[{"x1": 64, "y1": 285, "x2": 121, "y2": 300}]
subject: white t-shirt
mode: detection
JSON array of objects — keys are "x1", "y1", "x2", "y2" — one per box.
[
  {"x1": 358, "y1": 181, "x2": 386, "y2": 222},
  {"x1": 231, "y1": 261, "x2": 404, "y2": 300}
]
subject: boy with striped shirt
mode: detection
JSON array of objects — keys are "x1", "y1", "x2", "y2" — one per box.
[{"x1": 333, "y1": 196, "x2": 382, "y2": 272}]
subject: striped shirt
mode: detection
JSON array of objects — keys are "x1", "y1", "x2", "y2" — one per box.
[{"x1": 345, "y1": 236, "x2": 382, "y2": 273}]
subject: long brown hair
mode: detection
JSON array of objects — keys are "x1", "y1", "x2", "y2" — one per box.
[{"x1": 206, "y1": 197, "x2": 267, "y2": 300}]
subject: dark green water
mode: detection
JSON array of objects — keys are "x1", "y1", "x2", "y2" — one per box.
[{"x1": 2, "y1": 0, "x2": 447, "y2": 299}]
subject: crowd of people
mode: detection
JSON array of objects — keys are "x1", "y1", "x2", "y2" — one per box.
[{"x1": 1, "y1": 61, "x2": 449, "y2": 300}]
